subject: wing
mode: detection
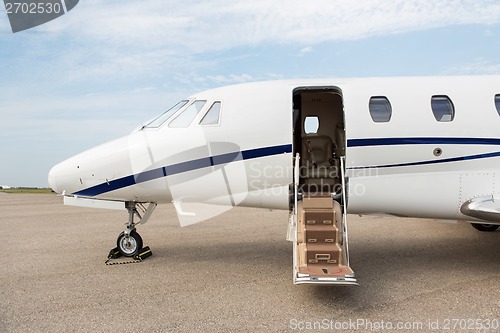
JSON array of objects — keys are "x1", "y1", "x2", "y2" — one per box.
[{"x1": 460, "y1": 195, "x2": 500, "y2": 224}]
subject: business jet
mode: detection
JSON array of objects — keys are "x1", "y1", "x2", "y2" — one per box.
[{"x1": 48, "y1": 76, "x2": 500, "y2": 285}]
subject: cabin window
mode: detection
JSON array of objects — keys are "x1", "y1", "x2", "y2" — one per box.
[
  {"x1": 304, "y1": 116, "x2": 319, "y2": 134},
  {"x1": 369, "y1": 96, "x2": 392, "y2": 122},
  {"x1": 145, "y1": 100, "x2": 188, "y2": 128},
  {"x1": 199, "y1": 102, "x2": 221, "y2": 125},
  {"x1": 169, "y1": 100, "x2": 206, "y2": 128},
  {"x1": 431, "y1": 95, "x2": 454, "y2": 122},
  {"x1": 495, "y1": 94, "x2": 500, "y2": 116}
]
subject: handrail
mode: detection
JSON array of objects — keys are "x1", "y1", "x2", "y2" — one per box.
[
  {"x1": 294, "y1": 153, "x2": 300, "y2": 217},
  {"x1": 340, "y1": 156, "x2": 350, "y2": 266}
]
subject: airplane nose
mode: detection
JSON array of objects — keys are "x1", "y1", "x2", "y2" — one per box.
[{"x1": 48, "y1": 164, "x2": 60, "y2": 194}]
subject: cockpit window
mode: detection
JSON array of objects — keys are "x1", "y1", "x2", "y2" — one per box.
[
  {"x1": 169, "y1": 100, "x2": 207, "y2": 128},
  {"x1": 199, "y1": 102, "x2": 221, "y2": 125},
  {"x1": 144, "y1": 100, "x2": 188, "y2": 128}
]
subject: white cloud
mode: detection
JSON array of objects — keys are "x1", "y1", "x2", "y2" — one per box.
[
  {"x1": 5, "y1": 0, "x2": 499, "y2": 85},
  {"x1": 443, "y1": 58, "x2": 500, "y2": 75},
  {"x1": 0, "y1": 87, "x2": 178, "y2": 141},
  {"x1": 298, "y1": 46, "x2": 313, "y2": 57},
  {"x1": 206, "y1": 74, "x2": 254, "y2": 84},
  {"x1": 34, "y1": 1, "x2": 500, "y2": 49},
  {"x1": 20, "y1": 0, "x2": 498, "y2": 82}
]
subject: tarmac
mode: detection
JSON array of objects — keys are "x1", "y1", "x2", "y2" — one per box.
[{"x1": 1, "y1": 193, "x2": 499, "y2": 332}]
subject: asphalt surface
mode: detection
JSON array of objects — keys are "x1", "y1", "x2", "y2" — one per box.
[{"x1": 1, "y1": 194, "x2": 499, "y2": 332}]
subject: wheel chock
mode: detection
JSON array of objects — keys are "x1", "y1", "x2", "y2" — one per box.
[
  {"x1": 108, "y1": 247, "x2": 122, "y2": 259},
  {"x1": 134, "y1": 246, "x2": 152, "y2": 260},
  {"x1": 105, "y1": 246, "x2": 152, "y2": 265}
]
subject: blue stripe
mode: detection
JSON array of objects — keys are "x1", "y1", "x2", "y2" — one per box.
[
  {"x1": 347, "y1": 137, "x2": 500, "y2": 148},
  {"x1": 348, "y1": 151, "x2": 500, "y2": 170},
  {"x1": 73, "y1": 144, "x2": 292, "y2": 197},
  {"x1": 164, "y1": 157, "x2": 213, "y2": 176},
  {"x1": 212, "y1": 151, "x2": 243, "y2": 165}
]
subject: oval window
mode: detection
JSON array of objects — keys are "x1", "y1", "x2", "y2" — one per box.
[
  {"x1": 431, "y1": 95, "x2": 454, "y2": 122},
  {"x1": 369, "y1": 96, "x2": 392, "y2": 123},
  {"x1": 304, "y1": 116, "x2": 319, "y2": 134},
  {"x1": 494, "y1": 94, "x2": 500, "y2": 117}
]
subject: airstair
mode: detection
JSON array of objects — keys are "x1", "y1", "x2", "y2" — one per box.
[{"x1": 288, "y1": 154, "x2": 357, "y2": 285}]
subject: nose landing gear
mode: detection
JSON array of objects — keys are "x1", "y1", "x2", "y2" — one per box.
[
  {"x1": 106, "y1": 201, "x2": 157, "y2": 264},
  {"x1": 117, "y1": 230, "x2": 143, "y2": 257}
]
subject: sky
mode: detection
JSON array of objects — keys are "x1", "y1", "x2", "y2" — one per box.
[{"x1": 1, "y1": 0, "x2": 500, "y2": 187}]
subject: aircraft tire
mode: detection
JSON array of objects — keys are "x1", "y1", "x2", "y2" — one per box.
[
  {"x1": 470, "y1": 223, "x2": 499, "y2": 232},
  {"x1": 117, "y1": 230, "x2": 143, "y2": 257}
]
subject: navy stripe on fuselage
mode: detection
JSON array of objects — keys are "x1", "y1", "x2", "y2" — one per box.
[
  {"x1": 347, "y1": 137, "x2": 500, "y2": 170},
  {"x1": 73, "y1": 144, "x2": 292, "y2": 197},
  {"x1": 347, "y1": 150, "x2": 500, "y2": 170},
  {"x1": 347, "y1": 137, "x2": 500, "y2": 147}
]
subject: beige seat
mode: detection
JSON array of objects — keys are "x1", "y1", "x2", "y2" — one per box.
[{"x1": 301, "y1": 135, "x2": 337, "y2": 179}]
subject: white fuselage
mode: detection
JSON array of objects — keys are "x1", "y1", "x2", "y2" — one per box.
[{"x1": 49, "y1": 76, "x2": 500, "y2": 224}]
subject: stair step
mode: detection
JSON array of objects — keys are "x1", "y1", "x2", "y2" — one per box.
[
  {"x1": 302, "y1": 195, "x2": 334, "y2": 209},
  {"x1": 305, "y1": 243, "x2": 342, "y2": 264},
  {"x1": 298, "y1": 243, "x2": 342, "y2": 267},
  {"x1": 298, "y1": 264, "x2": 354, "y2": 277},
  {"x1": 298, "y1": 222, "x2": 338, "y2": 243},
  {"x1": 304, "y1": 209, "x2": 335, "y2": 225},
  {"x1": 305, "y1": 226, "x2": 338, "y2": 244}
]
